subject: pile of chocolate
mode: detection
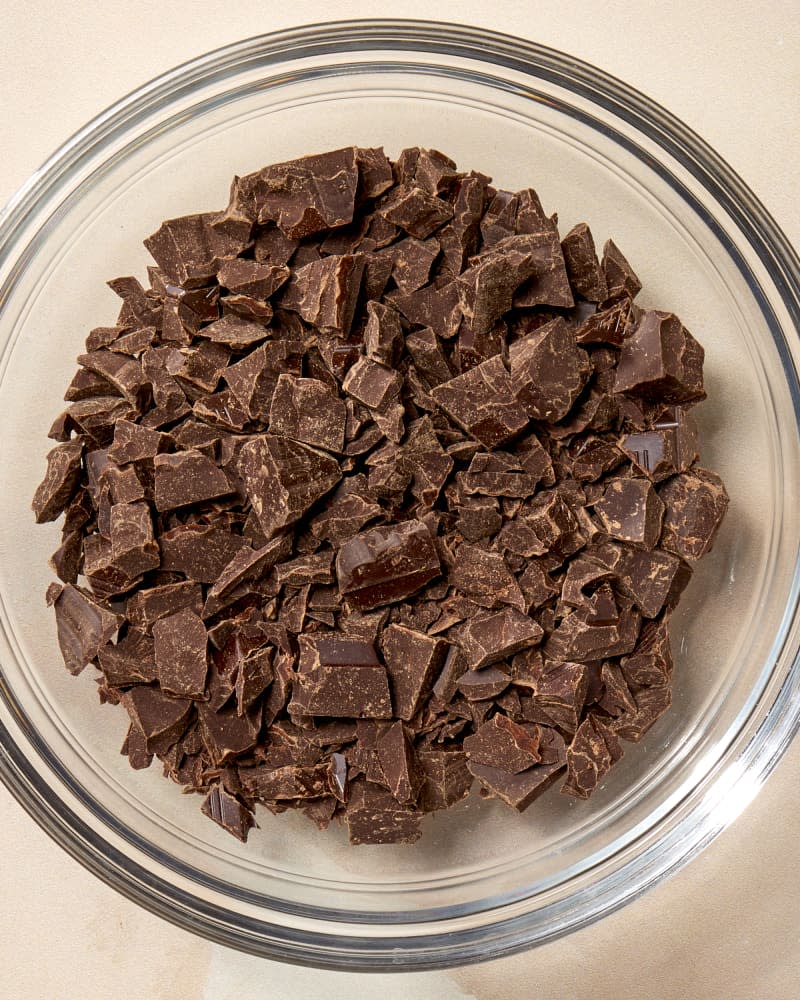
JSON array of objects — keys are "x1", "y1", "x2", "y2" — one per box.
[{"x1": 32, "y1": 147, "x2": 728, "y2": 844}]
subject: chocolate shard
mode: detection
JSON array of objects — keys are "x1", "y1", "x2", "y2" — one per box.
[
  {"x1": 658, "y1": 467, "x2": 729, "y2": 562},
  {"x1": 107, "y1": 419, "x2": 167, "y2": 465},
  {"x1": 377, "y1": 184, "x2": 453, "y2": 239},
  {"x1": 197, "y1": 701, "x2": 260, "y2": 765},
  {"x1": 200, "y1": 314, "x2": 270, "y2": 349},
  {"x1": 456, "y1": 234, "x2": 542, "y2": 335},
  {"x1": 464, "y1": 715, "x2": 541, "y2": 773},
  {"x1": 468, "y1": 757, "x2": 565, "y2": 811},
  {"x1": 201, "y1": 783, "x2": 255, "y2": 842},
  {"x1": 591, "y1": 541, "x2": 683, "y2": 618},
  {"x1": 336, "y1": 520, "x2": 441, "y2": 610},
  {"x1": 544, "y1": 601, "x2": 642, "y2": 662},
  {"x1": 601, "y1": 239, "x2": 642, "y2": 303},
  {"x1": 455, "y1": 498, "x2": 502, "y2": 542},
  {"x1": 49, "y1": 584, "x2": 123, "y2": 675},
  {"x1": 388, "y1": 279, "x2": 463, "y2": 341},
  {"x1": 621, "y1": 406, "x2": 698, "y2": 482},
  {"x1": 217, "y1": 258, "x2": 289, "y2": 298},
  {"x1": 342, "y1": 355, "x2": 403, "y2": 410},
  {"x1": 355, "y1": 146, "x2": 395, "y2": 198},
  {"x1": 614, "y1": 311, "x2": 705, "y2": 403},
  {"x1": 593, "y1": 477, "x2": 665, "y2": 549},
  {"x1": 238, "y1": 147, "x2": 359, "y2": 237},
  {"x1": 417, "y1": 750, "x2": 473, "y2": 811},
  {"x1": 450, "y1": 543, "x2": 526, "y2": 611},
  {"x1": 32, "y1": 439, "x2": 84, "y2": 523},
  {"x1": 509, "y1": 316, "x2": 591, "y2": 422},
  {"x1": 153, "y1": 449, "x2": 231, "y2": 512},
  {"x1": 457, "y1": 607, "x2": 543, "y2": 670},
  {"x1": 235, "y1": 645, "x2": 274, "y2": 715},
  {"x1": 345, "y1": 780, "x2": 422, "y2": 845},
  {"x1": 363, "y1": 300, "x2": 404, "y2": 366},
  {"x1": 611, "y1": 683, "x2": 672, "y2": 742},
  {"x1": 121, "y1": 685, "x2": 193, "y2": 755},
  {"x1": 269, "y1": 374, "x2": 346, "y2": 453},
  {"x1": 205, "y1": 535, "x2": 292, "y2": 608},
  {"x1": 109, "y1": 501, "x2": 160, "y2": 578},
  {"x1": 381, "y1": 236, "x2": 439, "y2": 294},
  {"x1": 224, "y1": 341, "x2": 304, "y2": 420},
  {"x1": 159, "y1": 523, "x2": 247, "y2": 584},
  {"x1": 375, "y1": 721, "x2": 420, "y2": 803},
  {"x1": 380, "y1": 624, "x2": 447, "y2": 721},
  {"x1": 238, "y1": 434, "x2": 341, "y2": 539},
  {"x1": 456, "y1": 666, "x2": 510, "y2": 701},
  {"x1": 280, "y1": 254, "x2": 365, "y2": 334},
  {"x1": 97, "y1": 629, "x2": 157, "y2": 687},
  {"x1": 575, "y1": 297, "x2": 638, "y2": 347},
  {"x1": 430, "y1": 355, "x2": 529, "y2": 450},
  {"x1": 126, "y1": 581, "x2": 204, "y2": 633},
  {"x1": 562, "y1": 714, "x2": 624, "y2": 799},
  {"x1": 289, "y1": 634, "x2": 392, "y2": 718},
  {"x1": 405, "y1": 327, "x2": 452, "y2": 386},
  {"x1": 561, "y1": 223, "x2": 608, "y2": 302},
  {"x1": 530, "y1": 661, "x2": 588, "y2": 732},
  {"x1": 152, "y1": 608, "x2": 208, "y2": 699}
]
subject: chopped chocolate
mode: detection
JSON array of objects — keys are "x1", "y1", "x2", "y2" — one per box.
[
  {"x1": 658, "y1": 467, "x2": 729, "y2": 563},
  {"x1": 35, "y1": 145, "x2": 727, "y2": 846},
  {"x1": 336, "y1": 520, "x2": 441, "y2": 610},
  {"x1": 593, "y1": 477, "x2": 665, "y2": 549},
  {"x1": 153, "y1": 608, "x2": 208, "y2": 699},
  {"x1": 380, "y1": 624, "x2": 447, "y2": 721},
  {"x1": 153, "y1": 449, "x2": 231, "y2": 512},
  {"x1": 32, "y1": 439, "x2": 84, "y2": 523},
  {"x1": 238, "y1": 434, "x2": 341, "y2": 539},
  {"x1": 431, "y1": 355, "x2": 529, "y2": 449},
  {"x1": 289, "y1": 635, "x2": 392, "y2": 718},
  {"x1": 561, "y1": 223, "x2": 608, "y2": 302}
]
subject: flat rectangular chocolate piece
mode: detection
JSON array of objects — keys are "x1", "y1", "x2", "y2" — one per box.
[
  {"x1": 289, "y1": 635, "x2": 392, "y2": 719},
  {"x1": 345, "y1": 780, "x2": 421, "y2": 845},
  {"x1": 153, "y1": 608, "x2": 208, "y2": 699},
  {"x1": 153, "y1": 449, "x2": 231, "y2": 511}
]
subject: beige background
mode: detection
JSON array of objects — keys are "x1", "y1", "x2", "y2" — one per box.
[{"x1": 1, "y1": 3, "x2": 798, "y2": 998}]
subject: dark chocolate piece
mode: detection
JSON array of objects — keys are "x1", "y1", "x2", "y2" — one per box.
[
  {"x1": 49, "y1": 584, "x2": 122, "y2": 675},
  {"x1": 336, "y1": 520, "x2": 441, "y2": 610},
  {"x1": 457, "y1": 608, "x2": 543, "y2": 670},
  {"x1": 201, "y1": 784, "x2": 255, "y2": 842},
  {"x1": 380, "y1": 624, "x2": 447, "y2": 721},
  {"x1": 269, "y1": 374, "x2": 346, "y2": 453},
  {"x1": 468, "y1": 757, "x2": 565, "y2": 811},
  {"x1": 281, "y1": 254, "x2": 364, "y2": 334},
  {"x1": 109, "y1": 501, "x2": 160, "y2": 578},
  {"x1": 153, "y1": 608, "x2": 208, "y2": 699},
  {"x1": 601, "y1": 239, "x2": 642, "y2": 303},
  {"x1": 509, "y1": 316, "x2": 590, "y2": 422},
  {"x1": 614, "y1": 311, "x2": 705, "y2": 403},
  {"x1": 593, "y1": 477, "x2": 665, "y2": 549},
  {"x1": 159, "y1": 524, "x2": 247, "y2": 584},
  {"x1": 621, "y1": 406, "x2": 698, "y2": 482},
  {"x1": 238, "y1": 434, "x2": 341, "y2": 539},
  {"x1": 289, "y1": 635, "x2": 392, "y2": 718},
  {"x1": 562, "y1": 714, "x2": 624, "y2": 799},
  {"x1": 153, "y1": 449, "x2": 231, "y2": 512},
  {"x1": 658, "y1": 468, "x2": 729, "y2": 562},
  {"x1": 450, "y1": 543, "x2": 526, "y2": 611},
  {"x1": 32, "y1": 439, "x2": 84, "y2": 523},
  {"x1": 561, "y1": 223, "x2": 608, "y2": 302},
  {"x1": 345, "y1": 780, "x2": 421, "y2": 845},
  {"x1": 378, "y1": 184, "x2": 453, "y2": 239},
  {"x1": 464, "y1": 715, "x2": 541, "y2": 773}
]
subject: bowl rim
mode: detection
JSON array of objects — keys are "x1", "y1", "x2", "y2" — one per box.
[{"x1": 1, "y1": 17, "x2": 800, "y2": 971}]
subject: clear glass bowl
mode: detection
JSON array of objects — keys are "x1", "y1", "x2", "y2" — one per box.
[{"x1": 1, "y1": 20, "x2": 799, "y2": 971}]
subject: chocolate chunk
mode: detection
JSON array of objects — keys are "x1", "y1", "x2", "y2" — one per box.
[
  {"x1": 380, "y1": 624, "x2": 447, "y2": 721},
  {"x1": 97, "y1": 629, "x2": 157, "y2": 687},
  {"x1": 309, "y1": 486, "x2": 384, "y2": 546},
  {"x1": 201, "y1": 784, "x2": 255, "y2": 842},
  {"x1": 121, "y1": 685, "x2": 193, "y2": 754},
  {"x1": 152, "y1": 608, "x2": 208, "y2": 699},
  {"x1": 658, "y1": 467, "x2": 729, "y2": 562},
  {"x1": 289, "y1": 635, "x2": 392, "y2": 718},
  {"x1": 107, "y1": 420, "x2": 166, "y2": 465},
  {"x1": 363, "y1": 301, "x2": 404, "y2": 366},
  {"x1": 342, "y1": 355, "x2": 402, "y2": 410},
  {"x1": 345, "y1": 780, "x2": 421, "y2": 845},
  {"x1": 375, "y1": 721, "x2": 419, "y2": 803},
  {"x1": 621, "y1": 406, "x2": 698, "y2": 482},
  {"x1": 205, "y1": 535, "x2": 292, "y2": 609},
  {"x1": 457, "y1": 608, "x2": 543, "y2": 670},
  {"x1": 431, "y1": 355, "x2": 529, "y2": 449},
  {"x1": 594, "y1": 477, "x2": 665, "y2": 549},
  {"x1": 544, "y1": 601, "x2": 641, "y2": 662},
  {"x1": 224, "y1": 341, "x2": 304, "y2": 420},
  {"x1": 382, "y1": 237, "x2": 439, "y2": 294},
  {"x1": 238, "y1": 147, "x2": 359, "y2": 237},
  {"x1": 200, "y1": 314, "x2": 270, "y2": 349},
  {"x1": 355, "y1": 146, "x2": 394, "y2": 198},
  {"x1": 126, "y1": 581, "x2": 204, "y2": 633},
  {"x1": 468, "y1": 758, "x2": 565, "y2": 811},
  {"x1": 455, "y1": 498, "x2": 502, "y2": 542},
  {"x1": 417, "y1": 750, "x2": 472, "y2": 811},
  {"x1": 153, "y1": 449, "x2": 231, "y2": 511},
  {"x1": 238, "y1": 434, "x2": 341, "y2": 539},
  {"x1": 509, "y1": 316, "x2": 590, "y2": 422},
  {"x1": 592, "y1": 541, "x2": 683, "y2": 618},
  {"x1": 530, "y1": 661, "x2": 588, "y2": 732},
  {"x1": 450, "y1": 543, "x2": 526, "y2": 611},
  {"x1": 614, "y1": 311, "x2": 705, "y2": 403},
  {"x1": 269, "y1": 374, "x2": 346, "y2": 453},
  {"x1": 378, "y1": 184, "x2": 453, "y2": 239},
  {"x1": 159, "y1": 523, "x2": 247, "y2": 584},
  {"x1": 456, "y1": 234, "x2": 542, "y2": 335},
  {"x1": 612, "y1": 683, "x2": 672, "y2": 742},
  {"x1": 109, "y1": 501, "x2": 160, "y2": 577},
  {"x1": 464, "y1": 715, "x2": 541, "y2": 773},
  {"x1": 217, "y1": 258, "x2": 289, "y2": 298},
  {"x1": 601, "y1": 239, "x2": 642, "y2": 303},
  {"x1": 281, "y1": 254, "x2": 364, "y2": 334},
  {"x1": 336, "y1": 520, "x2": 441, "y2": 610},
  {"x1": 561, "y1": 223, "x2": 608, "y2": 302},
  {"x1": 562, "y1": 714, "x2": 624, "y2": 798},
  {"x1": 49, "y1": 584, "x2": 122, "y2": 675},
  {"x1": 575, "y1": 297, "x2": 637, "y2": 347},
  {"x1": 389, "y1": 279, "x2": 462, "y2": 341},
  {"x1": 197, "y1": 701, "x2": 260, "y2": 765},
  {"x1": 32, "y1": 439, "x2": 84, "y2": 523}
]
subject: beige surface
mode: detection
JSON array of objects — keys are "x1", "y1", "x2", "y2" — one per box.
[{"x1": 1, "y1": 3, "x2": 798, "y2": 998}]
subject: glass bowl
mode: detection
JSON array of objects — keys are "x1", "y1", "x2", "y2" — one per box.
[{"x1": 1, "y1": 19, "x2": 799, "y2": 972}]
